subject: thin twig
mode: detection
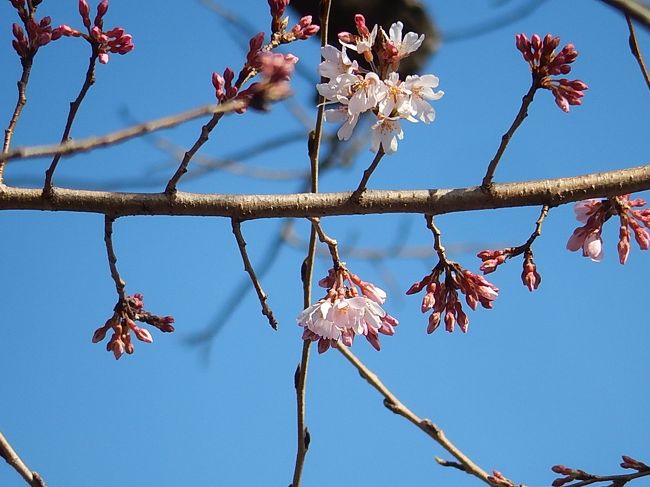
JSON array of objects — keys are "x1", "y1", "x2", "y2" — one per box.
[
  {"x1": 625, "y1": 14, "x2": 650, "y2": 91},
  {"x1": 425, "y1": 214, "x2": 451, "y2": 264},
  {"x1": 230, "y1": 218, "x2": 278, "y2": 329},
  {"x1": 291, "y1": 3, "x2": 332, "y2": 485},
  {"x1": 104, "y1": 215, "x2": 127, "y2": 304},
  {"x1": 43, "y1": 51, "x2": 99, "y2": 194},
  {"x1": 562, "y1": 469, "x2": 650, "y2": 487},
  {"x1": 1, "y1": 164, "x2": 650, "y2": 217},
  {"x1": 0, "y1": 431, "x2": 46, "y2": 487},
  {"x1": 1, "y1": 99, "x2": 246, "y2": 164},
  {"x1": 336, "y1": 344, "x2": 493, "y2": 485},
  {"x1": 1, "y1": 59, "x2": 33, "y2": 184},
  {"x1": 481, "y1": 74, "x2": 541, "y2": 189},
  {"x1": 600, "y1": 0, "x2": 650, "y2": 29},
  {"x1": 308, "y1": 217, "x2": 341, "y2": 267},
  {"x1": 350, "y1": 147, "x2": 385, "y2": 202}
]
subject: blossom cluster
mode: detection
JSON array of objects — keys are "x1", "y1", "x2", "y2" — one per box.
[
  {"x1": 92, "y1": 293, "x2": 174, "y2": 360},
  {"x1": 567, "y1": 195, "x2": 649, "y2": 264},
  {"x1": 407, "y1": 262, "x2": 499, "y2": 334},
  {"x1": 297, "y1": 265, "x2": 398, "y2": 353},
  {"x1": 57, "y1": 0, "x2": 134, "y2": 64},
  {"x1": 317, "y1": 14, "x2": 443, "y2": 154},
  {"x1": 477, "y1": 248, "x2": 541, "y2": 291},
  {"x1": 515, "y1": 33, "x2": 588, "y2": 112},
  {"x1": 10, "y1": 0, "x2": 64, "y2": 59}
]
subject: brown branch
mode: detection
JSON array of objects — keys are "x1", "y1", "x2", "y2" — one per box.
[
  {"x1": 43, "y1": 51, "x2": 99, "y2": 194},
  {"x1": 0, "y1": 431, "x2": 46, "y2": 487},
  {"x1": 1, "y1": 165, "x2": 649, "y2": 217},
  {"x1": 482, "y1": 74, "x2": 541, "y2": 189},
  {"x1": 336, "y1": 344, "x2": 493, "y2": 485},
  {"x1": 351, "y1": 147, "x2": 385, "y2": 202},
  {"x1": 290, "y1": 2, "x2": 332, "y2": 485},
  {"x1": 308, "y1": 217, "x2": 341, "y2": 267},
  {"x1": 104, "y1": 215, "x2": 127, "y2": 303},
  {"x1": 625, "y1": 14, "x2": 650, "y2": 90},
  {"x1": 425, "y1": 214, "x2": 451, "y2": 264},
  {"x1": 1, "y1": 100, "x2": 246, "y2": 165},
  {"x1": 600, "y1": 0, "x2": 650, "y2": 29},
  {"x1": 230, "y1": 218, "x2": 278, "y2": 329},
  {"x1": 1, "y1": 59, "x2": 33, "y2": 184}
]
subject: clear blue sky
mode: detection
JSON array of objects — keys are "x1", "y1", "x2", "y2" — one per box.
[{"x1": 1, "y1": 1, "x2": 649, "y2": 486}]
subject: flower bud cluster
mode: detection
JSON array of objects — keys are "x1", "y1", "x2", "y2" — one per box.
[
  {"x1": 297, "y1": 265, "x2": 398, "y2": 353},
  {"x1": 620, "y1": 455, "x2": 649, "y2": 471},
  {"x1": 407, "y1": 262, "x2": 498, "y2": 334},
  {"x1": 267, "y1": 0, "x2": 319, "y2": 42},
  {"x1": 57, "y1": 1, "x2": 134, "y2": 64},
  {"x1": 551, "y1": 465, "x2": 593, "y2": 486},
  {"x1": 318, "y1": 14, "x2": 444, "y2": 154},
  {"x1": 486, "y1": 470, "x2": 516, "y2": 487},
  {"x1": 9, "y1": 1, "x2": 64, "y2": 60},
  {"x1": 92, "y1": 293, "x2": 175, "y2": 360},
  {"x1": 567, "y1": 195, "x2": 649, "y2": 264},
  {"x1": 477, "y1": 248, "x2": 541, "y2": 292},
  {"x1": 515, "y1": 33, "x2": 588, "y2": 112}
]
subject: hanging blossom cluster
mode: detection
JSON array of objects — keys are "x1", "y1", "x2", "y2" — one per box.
[
  {"x1": 10, "y1": 0, "x2": 64, "y2": 60},
  {"x1": 297, "y1": 265, "x2": 398, "y2": 353},
  {"x1": 211, "y1": 0, "x2": 318, "y2": 112},
  {"x1": 92, "y1": 293, "x2": 175, "y2": 360},
  {"x1": 55, "y1": 0, "x2": 133, "y2": 64},
  {"x1": 317, "y1": 14, "x2": 443, "y2": 154},
  {"x1": 567, "y1": 194, "x2": 650, "y2": 264},
  {"x1": 407, "y1": 262, "x2": 499, "y2": 334},
  {"x1": 477, "y1": 248, "x2": 541, "y2": 292},
  {"x1": 515, "y1": 33, "x2": 588, "y2": 112}
]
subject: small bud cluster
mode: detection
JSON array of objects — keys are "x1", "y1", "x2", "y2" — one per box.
[
  {"x1": 487, "y1": 470, "x2": 516, "y2": 487},
  {"x1": 318, "y1": 14, "x2": 444, "y2": 154},
  {"x1": 567, "y1": 195, "x2": 649, "y2": 264},
  {"x1": 477, "y1": 248, "x2": 541, "y2": 292},
  {"x1": 9, "y1": 1, "x2": 64, "y2": 60},
  {"x1": 57, "y1": 0, "x2": 134, "y2": 64},
  {"x1": 297, "y1": 265, "x2": 398, "y2": 353},
  {"x1": 211, "y1": 1, "x2": 316, "y2": 114},
  {"x1": 267, "y1": 0, "x2": 319, "y2": 42},
  {"x1": 551, "y1": 456, "x2": 649, "y2": 487},
  {"x1": 620, "y1": 455, "x2": 649, "y2": 471},
  {"x1": 407, "y1": 262, "x2": 498, "y2": 334},
  {"x1": 92, "y1": 293, "x2": 175, "y2": 360},
  {"x1": 515, "y1": 33, "x2": 588, "y2": 112}
]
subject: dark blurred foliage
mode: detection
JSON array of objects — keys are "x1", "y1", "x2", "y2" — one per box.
[{"x1": 290, "y1": 0, "x2": 439, "y2": 74}]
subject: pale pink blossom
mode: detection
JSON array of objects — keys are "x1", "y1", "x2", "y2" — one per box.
[
  {"x1": 404, "y1": 74, "x2": 444, "y2": 123},
  {"x1": 385, "y1": 21, "x2": 424, "y2": 60},
  {"x1": 371, "y1": 115, "x2": 404, "y2": 154}
]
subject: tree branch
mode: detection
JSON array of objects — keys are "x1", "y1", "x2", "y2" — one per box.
[
  {"x1": 336, "y1": 344, "x2": 493, "y2": 485},
  {"x1": 625, "y1": 14, "x2": 650, "y2": 90},
  {"x1": 0, "y1": 431, "x2": 46, "y2": 487},
  {"x1": 230, "y1": 218, "x2": 278, "y2": 329},
  {"x1": 0, "y1": 164, "x2": 648, "y2": 218},
  {"x1": 600, "y1": 0, "x2": 650, "y2": 29}
]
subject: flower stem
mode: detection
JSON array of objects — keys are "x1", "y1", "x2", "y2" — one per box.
[{"x1": 351, "y1": 147, "x2": 385, "y2": 202}]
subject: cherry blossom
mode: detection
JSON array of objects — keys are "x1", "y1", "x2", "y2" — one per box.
[
  {"x1": 298, "y1": 266, "x2": 398, "y2": 353},
  {"x1": 318, "y1": 14, "x2": 443, "y2": 154}
]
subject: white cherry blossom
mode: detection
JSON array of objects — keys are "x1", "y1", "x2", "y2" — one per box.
[
  {"x1": 386, "y1": 21, "x2": 424, "y2": 60},
  {"x1": 371, "y1": 115, "x2": 404, "y2": 154}
]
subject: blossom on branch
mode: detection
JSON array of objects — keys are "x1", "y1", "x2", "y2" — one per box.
[
  {"x1": 318, "y1": 14, "x2": 443, "y2": 154},
  {"x1": 297, "y1": 266, "x2": 398, "y2": 353},
  {"x1": 92, "y1": 293, "x2": 174, "y2": 360},
  {"x1": 567, "y1": 195, "x2": 649, "y2": 264},
  {"x1": 515, "y1": 33, "x2": 588, "y2": 112}
]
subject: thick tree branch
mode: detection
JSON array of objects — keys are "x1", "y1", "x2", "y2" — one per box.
[
  {"x1": 0, "y1": 165, "x2": 648, "y2": 218},
  {"x1": 0, "y1": 431, "x2": 46, "y2": 487}
]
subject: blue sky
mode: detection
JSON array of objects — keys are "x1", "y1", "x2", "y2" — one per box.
[{"x1": 0, "y1": 1, "x2": 649, "y2": 486}]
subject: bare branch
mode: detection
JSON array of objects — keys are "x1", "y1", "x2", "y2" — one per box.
[
  {"x1": 600, "y1": 0, "x2": 650, "y2": 29},
  {"x1": 482, "y1": 74, "x2": 541, "y2": 189},
  {"x1": 625, "y1": 15, "x2": 650, "y2": 90},
  {"x1": 351, "y1": 147, "x2": 385, "y2": 202},
  {"x1": 1, "y1": 165, "x2": 649, "y2": 218},
  {"x1": 230, "y1": 218, "x2": 278, "y2": 329},
  {"x1": 43, "y1": 51, "x2": 98, "y2": 194},
  {"x1": 308, "y1": 217, "x2": 342, "y2": 267},
  {"x1": 1, "y1": 100, "x2": 245, "y2": 164},
  {"x1": 104, "y1": 215, "x2": 127, "y2": 303},
  {"x1": 337, "y1": 344, "x2": 493, "y2": 485},
  {"x1": 0, "y1": 431, "x2": 46, "y2": 487}
]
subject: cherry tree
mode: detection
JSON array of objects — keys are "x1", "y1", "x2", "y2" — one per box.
[{"x1": 1, "y1": 1, "x2": 649, "y2": 486}]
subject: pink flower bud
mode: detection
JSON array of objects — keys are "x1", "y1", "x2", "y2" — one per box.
[{"x1": 133, "y1": 327, "x2": 153, "y2": 343}]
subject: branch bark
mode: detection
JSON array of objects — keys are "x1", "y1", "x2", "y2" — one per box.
[{"x1": 0, "y1": 165, "x2": 648, "y2": 218}]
